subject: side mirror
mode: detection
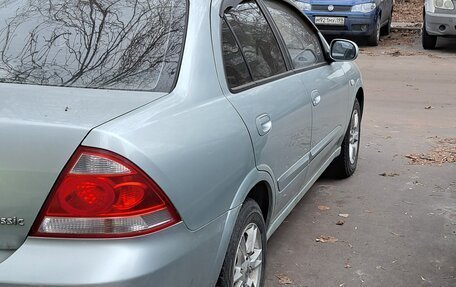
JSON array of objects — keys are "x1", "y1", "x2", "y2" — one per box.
[{"x1": 330, "y1": 39, "x2": 359, "y2": 62}]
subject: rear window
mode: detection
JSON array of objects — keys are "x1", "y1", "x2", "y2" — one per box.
[{"x1": 0, "y1": 0, "x2": 187, "y2": 92}]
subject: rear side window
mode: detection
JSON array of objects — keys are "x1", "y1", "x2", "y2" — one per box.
[
  {"x1": 224, "y1": 1, "x2": 287, "y2": 82},
  {"x1": 0, "y1": 0, "x2": 187, "y2": 92},
  {"x1": 265, "y1": 0, "x2": 325, "y2": 69},
  {"x1": 221, "y1": 19, "x2": 253, "y2": 89}
]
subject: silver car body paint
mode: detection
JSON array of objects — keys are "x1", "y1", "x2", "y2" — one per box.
[
  {"x1": 0, "y1": 0, "x2": 363, "y2": 286},
  {"x1": 424, "y1": 0, "x2": 456, "y2": 36},
  {"x1": 0, "y1": 84, "x2": 164, "y2": 251}
]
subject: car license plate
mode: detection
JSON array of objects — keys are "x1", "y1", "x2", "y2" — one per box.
[{"x1": 315, "y1": 17, "x2": 345, "y2": 26}]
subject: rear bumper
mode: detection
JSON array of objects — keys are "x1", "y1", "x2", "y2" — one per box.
[
  {"x1": 305, "y1": 11, "x2": 378, "y2": 36},
  {"x1": 0, "y1": 208, "x2": 237, "y2": 287},
  {"x1": 425, "y1": 11, "x2": 456, "y2": 36}
]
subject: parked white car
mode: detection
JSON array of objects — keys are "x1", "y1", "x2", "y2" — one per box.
[{"x1": 423, "y1": 0, "x2": 456, "y2": 49}]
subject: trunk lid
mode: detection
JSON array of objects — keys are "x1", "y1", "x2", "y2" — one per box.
[{"x1": 0, "y1": 83, "x2": 164, "y2": 255}]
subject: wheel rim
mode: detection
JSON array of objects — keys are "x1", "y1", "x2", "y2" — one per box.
[
  {"x1": 233, "y1": 223, "x2": 263, "y2": 287},
  {"x1": 349, "y1": 109, "x2": 360, "y2": 165}
]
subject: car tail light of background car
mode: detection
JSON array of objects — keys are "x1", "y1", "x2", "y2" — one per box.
[{"x1": 31, "y1": 147, "x2": 181, "y2": 238}]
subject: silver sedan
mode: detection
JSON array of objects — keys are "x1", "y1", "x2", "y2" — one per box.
[{"x1": 0, "y1": 0, "x2": 363, "y2": 286}]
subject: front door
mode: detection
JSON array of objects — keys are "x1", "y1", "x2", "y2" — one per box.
[{"x1": 263, "y1": 0, "x2": 349, "y2": 179}]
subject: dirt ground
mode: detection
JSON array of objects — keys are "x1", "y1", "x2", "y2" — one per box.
[
  {"x1": 394, "y1": 0, "x2": 423, "y2": 24},
  {"x1": 361, "y1": 28, "x2": 456, "y2": 57},
  {"x1": 265, "y1": 31, "x2": 456, "y2": 287}
]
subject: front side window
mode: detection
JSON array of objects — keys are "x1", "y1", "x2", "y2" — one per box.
[
  {"x1": 0, "y1": 0, "x2": 187, "y2": 92},
  {"x1": 265, "y1": 0, "x2": 325, "y2": 69},
  {"x1": 224, "y1": 1, "x2": 287, "y2": 82}
]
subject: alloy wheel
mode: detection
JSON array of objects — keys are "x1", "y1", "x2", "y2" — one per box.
[
  {"x1": 233, "y1": 223, "x2": 263, "y2": 287},
  {"x1": 349, "y1": 109, "x2": 360, "y2": 164}
]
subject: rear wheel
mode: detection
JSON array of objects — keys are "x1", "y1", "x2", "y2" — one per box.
[
  {"x1": 381, "y1": 18, "x2": 391, "y2": 36},
  {"x1": 217, "y1": 199, "x2": 266, "y2": 287},
  {"x1": 382, "y1": 6, "x2": 394, "y2": 36},
  {"x1": 327, "y1": 99, "x2": 362, "y2": 179}
]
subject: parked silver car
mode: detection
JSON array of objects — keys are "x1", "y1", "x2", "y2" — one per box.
[
  {"x1": 423, "y1": 0, "x2": 456, "y2": 49},
  {"x1": 0, "y1": 0, "x2": 363, "y2": 286}
]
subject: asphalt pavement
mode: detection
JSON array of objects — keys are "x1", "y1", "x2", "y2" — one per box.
[{"x1": 265, "y1": 32, "x2": 456, "y2": 287}]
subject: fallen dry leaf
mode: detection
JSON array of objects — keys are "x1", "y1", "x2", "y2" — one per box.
[
  {"x1": 276, "y1": 273, "x2": 293, "y2": 285},
  {"x1": 394, "y1": 0, "x2": 422, "y2": 23},
  {"x1": 318, "y1": 205, "x2": 331, "y2": 211},
  {"x1": 316, "y1": 235, "x2": 338, "y2": 243},
  {"x1": 339, "y1": 214, "x2": 349, "y2": 218},
  {"x1": 336, "y1": 220, "x2": 345, "y2": 226},
  {"x1": 379, "y1": 172, "x2": 400, "y2": 177},
  {"x1": 406, "y1": 138, "x2": 456, "y2": 165}
]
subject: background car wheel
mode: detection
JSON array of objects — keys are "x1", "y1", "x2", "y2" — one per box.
[
  {"x1": 422, "y1": 18, "x2": 437, "y2": 50},
  {"x1": 368, "y1": 17, "x2": 381, "y2": 46},
  {"x1": 326, "y1": 99, "x2": 362, "y2": 179},
  {"x1": 217, "y1": 199, "x2": 267, "y2": 287},
  {"x1": 380, "y1": 18, "x2": 391, "y2": 36}
]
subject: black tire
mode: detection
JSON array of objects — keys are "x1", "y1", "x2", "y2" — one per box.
[
  {"x1": 422, "y1": 17, "x2": 437, "y2": 50},
  {"x1": 217, "y1": 199, "x2": 267, "y2": 287},
  {"x1": 327, "y1": 99, "x2": 362, "y2": 179},
  {"x1": 368, "y1": 17, "x2": 381, "y2": 46},
  {"x1": 382, "y1": 6, "x2": 394, "y2": 36},
  {"x1": 381, "y1": 18, "x2": 391, "y2": 36}
]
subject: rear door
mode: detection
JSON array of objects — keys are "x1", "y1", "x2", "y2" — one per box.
[
  {"x1": 264, "y1": 0, "x2": 349, "y2": 178},
  {"x1": 215, "y1": 0, "x2": 313, "y2": 214}
]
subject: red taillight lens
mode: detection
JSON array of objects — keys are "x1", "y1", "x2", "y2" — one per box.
[{"x1": 31, "y1": 147, "x2": 180, "y2": 238}]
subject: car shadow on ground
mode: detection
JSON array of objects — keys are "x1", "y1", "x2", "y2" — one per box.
[{"x1": 433, "y1": 37, "x2": 456, "y2": 53}]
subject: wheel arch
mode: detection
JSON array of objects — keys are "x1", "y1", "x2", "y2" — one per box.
[
  {"x1": 212, "y1": 170, "x2": 276, "y2": 286},
  {"x1": 245, "y1": 180, "x2": 273, "y2": 227},
  {"x1": 229, "y1": 169, "x2": 276, "y2": 228}
]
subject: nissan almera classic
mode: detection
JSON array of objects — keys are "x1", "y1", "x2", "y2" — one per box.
[{"x1": 0, "y1": 0, "x2": 364, "y2": 286}]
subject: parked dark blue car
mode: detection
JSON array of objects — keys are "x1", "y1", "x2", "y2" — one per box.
[{"x1": 294, "y1": 0, "x2": 394, "y2": 46}]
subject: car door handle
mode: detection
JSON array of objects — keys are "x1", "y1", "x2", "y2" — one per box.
[
  {"x1": 256, "y1": 114, "x2": 272, "y2": 136},
  {"x1": 311, "y1": 90, "x2": 321, "y2": 107}
]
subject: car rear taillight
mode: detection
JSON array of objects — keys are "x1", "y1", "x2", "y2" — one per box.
[{"x1": 31, "y1": 147, "x2": 180, "y2": 238}]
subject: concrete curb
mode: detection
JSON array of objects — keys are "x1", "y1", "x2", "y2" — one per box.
[{"x1": 391, "y1": 22, "x2": 423, "y2": 31}]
